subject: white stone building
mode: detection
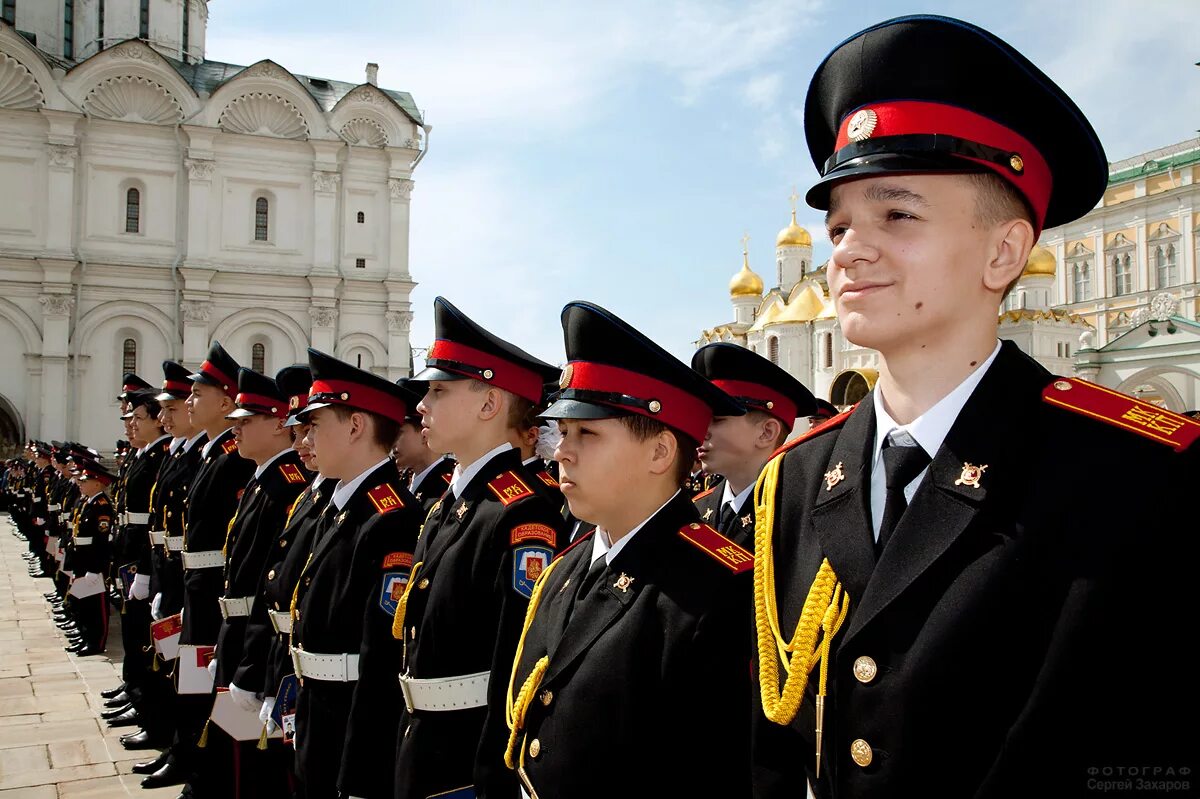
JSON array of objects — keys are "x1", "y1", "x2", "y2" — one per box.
[
  {"x1": 0, "y1": 1, "x2": 428, "y2": 454},
  {"x1": 700, "y1": 138, "x2": 1200, "y2": 413}
]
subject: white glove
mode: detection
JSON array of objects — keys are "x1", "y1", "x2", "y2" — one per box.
[
  {"x1": 207, "y1": 658, "x2": 217, "y2": 679},
  {"x1": 259, "y1": 696, "x2": 276, "y2": 725},
  {"x1": 128, "y1": 573, "x2": 150, "y2": 601},
  {"x1": 228, "y1": 682, "x2": 260, "y2": 712},
  {"x1": 150, "y1": 592, "x2": 163, "y2": 620}
]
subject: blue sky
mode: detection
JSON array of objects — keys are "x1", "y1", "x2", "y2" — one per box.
[{"x1": 205, "y1": 0, "x2": 1200, "y2": 367}]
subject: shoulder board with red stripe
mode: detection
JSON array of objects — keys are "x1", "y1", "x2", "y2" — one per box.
[
  {"x1": 221, "y1": 439, "x2": 239, "y2": 455},
  {"x1": 367, "y1": 483, "x2": 405, "y2": 514},
  {"x1": 535, "y1": 469, "x2": 559, "y2": 489},
  {"x1": 692, "y1": 485, "x2": 716, "y2": 502},
  {"x1": 1042, "y1": 378, "x2": 1200, "y2": 452},
  {"x1": 440, "y1": 472, "x2": 453, "y2": 484},
  {"x1": 552, "y1": 528, "x2": 594, "y2": 562},
  {"x1": 488, "y1": 471, "x2": 535, "y2": 506},
  {"x1": 768, "y1": 406, "x2": 854, "y2": 461},
  {"x1": 278, "y1": 463, "x2": 307, "y2": 485},
  {"x1": 677, "y1": 522, "x2": 753, "y2": 574}
]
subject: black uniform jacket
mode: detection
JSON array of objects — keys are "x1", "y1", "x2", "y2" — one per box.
[
  {"x1": 752, "y1": 342, "x2": 1198, "y2": 799},
  {"x1": 115, "y1": 436, "x2": 170, "y2": 578},
  {"x1": 290, "y1": 460, "x2": 421, "y2": 799},
  {"x1": 394, "y1": 447, "x2": 568, "y2": 799},
  {"x1": 259, "y1": 475, "x2": 333, "y2": 697},
  {"x1": 410, "y1": 456, "x2": 455, "y2": 519},
  {"x1": 67, "y1": 492, "x2": 114, "y2": 576},
  {"x1": 215, "y1": 450, "x2": 309, "y2": 688},
  {"x1": 497, "y1": 491, "x2": 753, "y2": 799},
  {"x1": 693, "y1": 476, "x2": 757, "y2": 549},
  {"x1": 151, "y1": 435, "x2": 206, "y2": 615},
  {"x1": 181, "y1": 428, "x2": 255, "y2": 645}
]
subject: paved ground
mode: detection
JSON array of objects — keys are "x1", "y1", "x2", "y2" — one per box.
[{"x1": 0, "y1": 514, "x2": 178, "y2": 798}]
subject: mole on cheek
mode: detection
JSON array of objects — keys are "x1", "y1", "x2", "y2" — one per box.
[
  {"x1": 970, "y1": 361, "x2": 978, "y2": 367},
  {"x1": 915, "y1": 302, "x2": 923, "y2": 310}
]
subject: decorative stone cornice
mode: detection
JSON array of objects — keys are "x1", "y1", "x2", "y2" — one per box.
[
  {"x1": 244, "y1": 62, "x2": 292, "y2": 82},
  {"x1": 386, "y1": 310, "x2": 413, "y2": 333},
  {"x1": 388, "y1": 178, "x2": 414, "y2": 201},
  {"x1": 185, "y1": 158, "x2": 215, "y2": 180},
  {"x1": 180, "y1": 300, "x2": 212, "y2": 323},
  {"x1": 0, "y1": 52, "x2": 44, "y2": 110},
  {"x1": 312, "y1": 171, "x2": 341, "y2": 193},
  {"x1": 340, "y1": 118, "x2": 389, "y2": 147},
  {"x1": 47, "y1": 144, "x2": 78, "y2": 168},
  {"x1": 38, "y1": 294, "x2": 74, "y2": 316},
  {"x1": 83, "y1": 75, "x2": 184, "y2": 125},
  {"x1": 308, "y1": 306, "x2": 338, "y2": 327},
  {"x1": 218, "y1": 93, "x2": 309, "y2": 140}
]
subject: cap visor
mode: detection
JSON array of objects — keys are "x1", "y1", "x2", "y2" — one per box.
[
  {"x1": 225, "y1": 408, "x2": 260, "y2": 419},
  {"x1": 412, "y1": 366, "x2": 470, "y2": 383},
  {"x1": 806, "y1": 151, "x2": 987, "y2": 210},
  {"x1": 155, "y1": 391, "x2": 188, "y2": 402},
  {"x1": 539, "y1": 398, "x2": 630, "y2": 421}
]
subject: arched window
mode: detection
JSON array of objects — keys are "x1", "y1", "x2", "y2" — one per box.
[
  {"x1": 254, "y1": 197, "x2": 269, "y2": 241},
  {"x1": 1073, "y1": 262, "x2": 1092, "y2": 302},
  {"x1": 122, "y1": 338, "x2": 137, "y2": 374},
  {"x1": 64, "y1": 0, "x2": 75, "y2": 59},
  {"x1": 356, "y1": 211, "x2": 365, "y2": 223},
  {"x1": 125, "y1": 187, "x2": 140, "y2": 233},
  {"x1": 1156, "y1": 244, "x2": 1178, "y2": 288},
  {"x1": 1113, "y1": 254, "x2": 1133, "y2": 296},
  {"x1": 251, "y1": 343, "x2": 265, "y2": 373},
  {"x1": 767, "y1": 336, "x2": 779, "y2": 365}
]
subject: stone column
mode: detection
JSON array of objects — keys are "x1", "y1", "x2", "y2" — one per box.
[
  {"x1": 312, "y1": 170, "x2": 341, "y2": 275},
  {"x1": 38, "y1": 294, "x2": 74, "y2": 439},
  {"x1": 387, "y1": 178, "x2": 414, "y2": 280},
  {"x1": 183, "y1": 157, "x2": 215, "y2": 265},
  {"x1": 45, "y1": 144, "x2": 78, "y2": 258},
  {"x1": 180, "y1": 300, "x2": 212, "y2": 368},
  {"x1": 385, "y1": 308, "x2": 413, "y2": 380},
  {"x1": 309, "y1": 306, "x2": 338, "y2": 354}
]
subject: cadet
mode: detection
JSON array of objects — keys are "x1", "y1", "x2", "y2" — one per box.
[
  {"x1": 392, "y1": 377, "x2": 455, "y2": 517},
  {"x1": 750, "y1": 15, "x2": 1198, "y2": 798},
  {"x1": 393, "y1": 297, "x2": 566, "y2": 799},
  {"x1": 62, "y1": 460, "x2": 116, "y2": 656},
  {"x1": 691, "y1": 343, "x2": 820, "y2": 548},
  {"x1": 149, "y1": 342, "x2": 254, "y2": 793},
  {"x1": 289, "y1": 349, "x2": 423, "y2": 799},
  {"x1": 498, "y1": 301, "x2": 754, "y2": 799}
]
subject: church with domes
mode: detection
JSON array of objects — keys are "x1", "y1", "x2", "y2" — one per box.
[{"x1": 701, "y1": 139, "x2": 1200, "y2": 415}]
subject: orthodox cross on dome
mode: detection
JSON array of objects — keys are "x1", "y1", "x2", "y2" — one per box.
[
  {"x1": 789, "y1": 187, "x2": 799, "y2": 214},
  {"x1": 741, "y1": 231, "x2": 750, "y2": 255}
]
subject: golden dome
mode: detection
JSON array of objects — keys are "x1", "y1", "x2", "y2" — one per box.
[
  {"x1": 729, "y1": 252, "x2": 764, "y2": 297},
  {"x1": 777, "y1": 210, "x2": 812, "y2": 248},
  {"x1": 1023, "y1": 245, "x2": 1056, "y2": 276}
]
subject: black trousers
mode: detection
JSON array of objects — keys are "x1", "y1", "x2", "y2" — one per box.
[
  {"x1": 71, "y1": 593, "x2": 109, "y2": 650},
  {"x1": 120, "y1": 597, "x2": 153, "y2": 685}
]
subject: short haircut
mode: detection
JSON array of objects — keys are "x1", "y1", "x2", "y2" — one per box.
[
  {"x1": 617, "y1": 414, "x2": 698, "y2": 488},
  {"x1": 330, "y1": 405, "x2": 401, "y2": 452},
  {"x1": 965, "y1": 171, "x2": 1035, "y2": 299},
  {"x1": 746, "y1": 409, "x2": 789, "y2": 448},
  {"x1": 467, "y1": 379, "x2": 534, "y2": 431}
]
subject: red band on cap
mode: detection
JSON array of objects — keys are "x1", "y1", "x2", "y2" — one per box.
[
  {"x1": 122, "y1": 382, "x2": 143, "y2": 392},
  {"x1": 710, "y1": 379, "x2": 796, "y2": 431},
  {"x1": 235, "y1": 392, "x2": 287, "y2": 418},
  {"x1": 833, "y1": 100, "x2": 1052, "y2": 231},
  {"x1": 428, "y1": 340, "x2": 544, "y2": 402},
  {"x1": 309, "y1": 379, "x2": 407, "y2": 424},
  {"x1": 288, "y1": 394, "x2": 308, "y2": 412},
  {"x1": 162, "y1": 379, "x2": 191, "y2": 394},
  {"x1": 565, "y1": 361, "x2": 712, "y2": 442},
  {"x1": 199, "y1": 360, "x2": 238, "y2": 397}
]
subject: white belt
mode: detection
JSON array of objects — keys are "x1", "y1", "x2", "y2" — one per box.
[
  {"x1": 126, "y1": 512, "x2": 151, "y2": 525},
  {"x1": 181, "y1": 550, "x2": 224, "y2": 569},
  {"x1": 148, "y1": 530, "x2": 166, "y2": 546},
  {"x1": 218, "y1": 596, "x2": 255, "y2": 619},
  {"x1": 74, "y1": 536, "x2": 94, "y2": 545},
  {"x1": 269, "y1": 610, "x2": 293, "y2": 634},
  {"x1": 47, "y1": 504, "x2": 61, "y2": 512},
  {"x1": 290, "y1": 648, "x2": 359, "y2": 682},
  {"x1": 165, "y1": 535, "x2": 184, "y2": 550},
  {"x1": 398, "y1": 671, "x2": 490, "y2": 712}
]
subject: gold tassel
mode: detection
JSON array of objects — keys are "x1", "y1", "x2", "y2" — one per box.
[
  {"x1": 197, "y1": 719, "x2": 210, "y2": 748},
  {"x1": 257, "y1": 724, "x2": 269, "y2": 750},
  {"x1": 151, "y1": 655, "x2": 159, "y2": 672}
]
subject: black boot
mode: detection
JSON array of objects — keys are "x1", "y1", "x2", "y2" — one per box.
[
  {"x1": 140, "y1": 756, "x2": 189, "y2": 789},
  {"x1": 132, "y1": 750, "x2": 171, "y2": 774}
]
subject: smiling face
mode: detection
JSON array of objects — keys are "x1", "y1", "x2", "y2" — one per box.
[
  {"x1": 128, "y1": 404, "x2": 164, "y2": 448},
  {"x1": 824, "y1": 173, "x2": 1022, "y2": 356},
  {"x1": 290, "y1": 421, "x2": 318, "y2": 472},
  {"x1": 158, "y1": 398, "x2": 192, "y2": 438}
]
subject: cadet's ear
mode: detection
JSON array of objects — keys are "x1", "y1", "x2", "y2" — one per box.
[
  {"x1": 983, "y1": 217, "x2": 1035, "y2": 293},
  {"x1": 477, "y1": 387, "x2": 505, "y2": 423},
  {"x1": 647, "y1": 428, "x2": 677, "y2": 478}
]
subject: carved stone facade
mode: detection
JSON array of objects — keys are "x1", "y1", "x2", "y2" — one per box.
[{"x1": 0, "y1": 9, "x2": 427, "y2": 451}]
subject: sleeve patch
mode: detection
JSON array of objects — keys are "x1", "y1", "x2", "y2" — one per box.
[
  {"x1": 440, "y1": 472, "x2": 453, "y2": 484},
  {"x1": 382, "y1": 551, "x2": 413, "y2": 569},
  {"x1": 379, "y1": 571, "x2": 410, "y2": 616},
  {"x1": 488, "y1": 471, "x2": 535, "y2": 506},
  {"x1": 510, "y1": 523, "x2": 557, "y2": 547},
  {"x1": 278, "y1": 463, "x2": 307, "y2": 484},
  {"x1": 535, "y1": 470, "x2": 559, "y2": 489},
  {"x1": 368, "y1": 483, "x2": 405, "y2": 514},
  {"x1": 1043, "y1": 377, "x2": 1200, "y2": 452},
  {"x1": 678, "y1": 523, "x2": 754, "y2": 574},
  {"x1": 221, "y1": 439, "x2": 239, "y2": 455},
  {"x1": 513, "y1": 545, "x2": 554, "y2": 598}
]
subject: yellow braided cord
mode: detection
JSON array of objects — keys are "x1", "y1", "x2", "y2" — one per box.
[
  {"x1": 221, "y1": 509, "x2": 240, "y2": 558},
  {"x1": 284, "y1": 490, "x2": 305, "y2": 527},
  {"x1": 148, "y1": 481, "x2": 157, "y2": 511},
  {"x1": 391, "y1": 562, "x2": 423, "y2": 640},
  {"x1": 288, "y1": 552, "x2": 313, "y2": 624},
  {"x1": 503, "y1": 556, "x2": 562, "y2": 770},
  {"x1": 753, "y1": 453, "x2": 851, "y2": 726}
]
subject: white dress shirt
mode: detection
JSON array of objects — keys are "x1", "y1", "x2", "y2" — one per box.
[
  {"x1": 332, "y1": 457, "x2": 393, "y2": 512},
  {"x1": 449, "y1": 442, "x2": 513, "y2": 500},
  {"x1": 721, "y1": 479, "x2": 755, "y2": 517},
  {"x1": 408, "y1": 455, "x2": 449, "y2": 494},
  {"x1": 869, "y1": 341, "x2": 1001, "y2": 540},
  {"x1": 183, "y1": 430, "x2": 207, "y2": 453},
  {"x1": 201, "y1": 427, "x2": 235, "y2": 459},
  {"x1": 253, "y1": 447, "x2": 294, "y2": 480}
]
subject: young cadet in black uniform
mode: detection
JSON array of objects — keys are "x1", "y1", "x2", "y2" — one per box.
[
  {"x1": 691, "y1": 343, "x2": 820, "y2": 549},
  {"x1": 392, "y1": 297, "x2": 566, "y2": 799},
  {"x1": 751, "y1": 16, "x2": 1199, "y2": 799},
  {"x1": 498, "y1": 301, "x2": 754, "y2": 799},
  {"x1": 202, "y1": 368, "x2": 311, "y2": 797},
  {"x1": 63, "y1": 461, "x2": 116, "y2": 656},
  {"x1": 392, "y1": 377, "x2": 455, "y2": 517},
  {"x1": 147, "y1": 343, "x2": 255, "y2": 793},
  {"x1": 289, "y1": 350, "x2": 423, "y2": 799}
]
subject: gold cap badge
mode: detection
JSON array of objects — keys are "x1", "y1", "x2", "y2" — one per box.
[{"x1": 847, "y1": 108, "x2": 878, "y2": 142}]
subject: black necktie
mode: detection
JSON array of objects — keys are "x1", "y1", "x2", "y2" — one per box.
[
  {"x1": 877, "y1": 433, "x2": 931, "y2": 553},
  {"x1": 567, "y1": 556, "x2": 608, "y2": 621},
  {"x1": 718, "y1": 502, "x2": 737, "y2": 536}
]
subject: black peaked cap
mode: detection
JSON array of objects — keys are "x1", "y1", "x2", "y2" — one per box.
[{"x1": 692, "y1": 342, "x2": 820, "y2": 429}]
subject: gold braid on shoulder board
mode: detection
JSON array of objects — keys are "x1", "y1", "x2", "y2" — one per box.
[{"x1": 753, "y1": 453, "x2": 850, "y2": 777}]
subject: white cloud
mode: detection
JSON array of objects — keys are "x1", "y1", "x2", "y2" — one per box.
[{"x1": 744, "y1": 73, "x2": 784, "y2": 109}]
